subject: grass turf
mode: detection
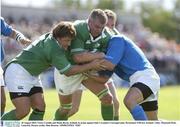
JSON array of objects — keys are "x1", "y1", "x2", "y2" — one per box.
[{"x1": 4, "y1": 85, "x2": 180, "y2": 120}]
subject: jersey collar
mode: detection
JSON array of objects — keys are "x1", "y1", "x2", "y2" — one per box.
[
  {"x1": 50, "y1": 33, "x2": 63, "y2": 48},
  {"x1": 86, "y1": 20, "x2": 106, "y2": 43}
]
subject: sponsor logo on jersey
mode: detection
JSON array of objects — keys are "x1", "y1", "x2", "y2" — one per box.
[
  {"x1": 17, "y1": 93, "x2": 22, "y2": 96},
  {"x1": 85, "y1": 40, "x2": 91, "y2": 44},
  {"x1": 59, "y1": 89, "x2": 64, "y2": 93},
  {"x1": 17, "y1": 86, "x2": 24, "y2": 90},
  {"x1": 94, "y1": 43, "x2": 100, "y2": 48}
]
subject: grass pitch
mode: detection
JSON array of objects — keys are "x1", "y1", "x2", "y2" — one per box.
[{"x1": 5, "y1": 85, "x2": 180, "y2": 120}]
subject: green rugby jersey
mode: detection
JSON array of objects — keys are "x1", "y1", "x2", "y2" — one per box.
[
  {"x1": 71, "y1": 20, "x2": 113, "y2": 53},
  {"x1": 111, "y1": 28, "x2": 120, "y2": 35},
  {"x1": 9, "y1": 33, "x2": 72, "y2": 76}
]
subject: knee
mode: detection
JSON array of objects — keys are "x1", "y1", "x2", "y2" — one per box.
[
  {"x1": 16, "y1": 106, "x2": 31, "y2": 119},
  {"x1": 33, "y1": 100, "x2": 46, "y2": 112},
  {"x1": 39, "y1": 102, "x2": 46, "y2": 111},
  {"x1": 100, "y1": 93, "x2": 113, "y2": 105},
  {"x1": 123, "y1": 95, "x2": 136, "y2": 110}
]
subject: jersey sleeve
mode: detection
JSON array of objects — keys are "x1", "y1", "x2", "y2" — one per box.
[
  {"x1": 52, "y1": 54, "x2": 71, "y2": 74},
  {"x1": 113, "y1": 28, "x2": 120, "y2": 35},
  {"x1": 52, "y1": 53, "x2": 72, "y2": 74},
  {"x1": 49, "y1": 41, "x2": 72, "y2": 74},
  {"x1": 1, "y1": 17, "x2": 13, "y2": 36},
  {"x1": 105, "y1": 35, "x2": 125, "y2": 65},
  {"x1": 70, "y1": 37, "x2": 86, "y2": 54}
]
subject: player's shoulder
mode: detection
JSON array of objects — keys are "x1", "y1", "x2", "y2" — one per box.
[
  {"x1": 110, "y1": 34, "x2": 127, "y2": 40},
  {"x1": 0, "y1": 17, "x2": 4, "y2": 21},
  {"x1": 0, "y1": 17, "x2": 6, "y2": 25},
  {"x1": 34, "y1": 33, "x2": 56, "y2": 47},
  {"x1": 73, "y1": 20, "x2": 89, "y2": 38},
  {"x1": 104, "y1": 27, "x2": 114, "y2": 36},
  {"x1": 73, "y1": 20, "x2": 87, "y2": 27},
  {"x1": 110, "y1": 34, "x2": 135, "y2": 47}
]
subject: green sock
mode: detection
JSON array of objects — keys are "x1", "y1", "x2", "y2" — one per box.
[
  {"x1": 54, "y1": 108, "x2": 68, "y2": 120},
  {"x1": 114, "y1": 116, "x2": 119, "y2": 120},
  {"x1": 1, "y1": 110, "x2": 17, "y2": 120},
  {"x1": 29, "y1": 109, "x2": 45, "y2": 120},
  {"x1": 101, "y1": 104, "x2": 114, "y2": 120}
]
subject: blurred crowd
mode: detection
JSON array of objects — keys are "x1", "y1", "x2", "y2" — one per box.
[{"x1": 2, "y1": 15, "x2": 180, "y2": 87}]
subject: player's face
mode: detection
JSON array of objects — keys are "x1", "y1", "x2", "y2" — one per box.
[
  {"x1": 88, "y1": 18, "x2": 106, "y2": 38},
  {"x1": 57, "y1": 37, "x2": 72, "y2": 50},
  {"x1": 106, "y1": 18, "x2": 115, "y2": 29}
]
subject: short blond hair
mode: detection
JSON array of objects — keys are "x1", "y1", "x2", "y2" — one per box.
[
  {"x1": 104, "y1": 9, "x2": 117, "y2": 22},
  {"x1": 88, "y1": 9, "x2": 108, "y2": 25}
]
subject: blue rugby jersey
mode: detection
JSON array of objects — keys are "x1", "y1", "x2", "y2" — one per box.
[
  {"x1": 1, "y1": 17, "x2": 13, "y2": 62},
  {"x1": 105, "y1": 35, "x2": 154, "y2": 81}
]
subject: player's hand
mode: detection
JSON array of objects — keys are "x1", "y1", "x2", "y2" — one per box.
[
  {"x1": 84, "y1": 70, "x2": 99, "y2": 77},
  {"x1": 98, "y1": 52, "x2": 105, "y2": 58},
  {"x1": 90, "y1": 59, "x2": 107, "y2": 71},
  {"x1": 82, "y1": 71, "x2": 98, "y2": 78},
  {"x1": 19, "y1": 38, "x2": 32, "y2": 46}
]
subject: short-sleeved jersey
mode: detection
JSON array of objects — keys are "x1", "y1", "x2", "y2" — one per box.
[
  {"x1": 1, "y1": 17, "x2": 13, "y2": 62},
  {"x1": 71, "y1": 20, "x2": 113, "y2": 54},
  {"x1": 8, "y1": 33, "x2": 72, "y2": 76},
  {"x1": 105, "y1": 35, "x2": 154, "y2": 81}
]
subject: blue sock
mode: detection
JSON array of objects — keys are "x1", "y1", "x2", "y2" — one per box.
[{"x1": 131, "y1": 105, "x2": 148, "y2": 120}]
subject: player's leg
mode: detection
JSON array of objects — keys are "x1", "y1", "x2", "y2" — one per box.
[
  {"x1": 144, "y1": 110, "x2": 158, "y2": 120},
  {"x1": 123, "y1": 84, "x2": 147, "y2": 120},
  {"x1": 54, "y1": 94, "x2": 72, "y2": 120},
  {"x1": 1, "y1": 63, "x2": 37, "y2": 120},
  {"x1": 68, "y1": 89, "x2": 83, "y2": 117},
  {"x1": 1, "y1": 94, "x2": 31, "y2": 120},
  {"x1": 54, "y1": 69, "x2": 84, "y2": 120},
  {"x1": 107, "y1": 80, "x2": 119, "y2": 120},
  {"x1": 1, "y1": 86, "x2": 6, "y2": 116},
  {"x1": 82, "y1": 78, "x2": 114, "y2": 120},
  {"x1": 124, "y1": 69, "x2": 160, "y2": 120},
  {"x1": 0, "y1": 67, "x2": 6, "y2": 116},
  {"x1": 29, "y1": 87, "x2": 45, "y2": 120},
  {"x1": 140, "y1": 96, "x2": 158, "y2": 120}
]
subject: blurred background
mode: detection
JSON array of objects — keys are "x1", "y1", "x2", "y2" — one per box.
[{"x1": 1, "y1": 0, "x2": 180, "y2": 88}]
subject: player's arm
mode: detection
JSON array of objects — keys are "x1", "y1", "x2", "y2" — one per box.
[
  {"x1": 100, "y1": 59, "x2": 116, "y2": 71},
  {"x1": 10, "y1": 29, "x2": 31, "y2": 45},
  {"x1": 100, "y1": 36, "x2": 125, "y2": 71},
  {"x1": 83, "y1": 70, "x2": 113, "y2": 84},
  {"x1": 64, "y1": 59, "x2": 105, "y2": 76},
  {"x1": 53, "y1": 49, "x2": 105, "y2": 77},
  {"x1": 83, "y1": 72, "x2": 109, "y2": 84},
  {"x1": 72, "y1": 51, "x2": 105, "y2": 64},
  {"x1": 71, "y1": 37, "x2": 105, "y2": 64},
  {"x1": 1, "y1": 17, "x2": 31, "y2": 45}
]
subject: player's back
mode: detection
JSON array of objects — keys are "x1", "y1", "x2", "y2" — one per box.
[
  {"x1": 8, "y1": 33, "x2": 66, "y2": 76},
  {"x1": 106, "y1": 35, "x2": 153, "y2": 81}
]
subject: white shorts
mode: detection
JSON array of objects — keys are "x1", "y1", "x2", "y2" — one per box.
[
  {"x1": 0, "y1": 66, "x2": 5, "y2": 87},
  {"x1": 4, "y1": 63, "x2": 42, "y2": 93},
  {"x1": 129, "y1": 68, "x2": 160, "y2": 102},
  {"x1": 54, "y1": 68, "x2": 87, "y2": 95}
]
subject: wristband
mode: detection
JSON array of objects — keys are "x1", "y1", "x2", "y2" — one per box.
[{"x1": 15, "y1": 32, "x2": 25, "y2": 42}]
